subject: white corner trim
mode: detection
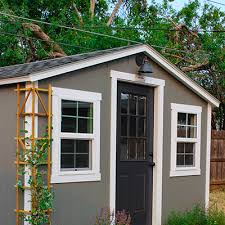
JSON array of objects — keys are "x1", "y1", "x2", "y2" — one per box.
[
  {"x1": 0, "y1": 45, "x2": 219, "y2": 107},
  {"x1": 170, "y1": 103, "x2": 202, "y2": 177},
  {"x1": 24, "y1": 81, "x2": 38, "y2": 225},
  {"x1": 110, "y1": 70, "x2": 164, "y2": 225},
  {"x1": 51, "y1": 87, "x2": 102, "y2": 184},
  {"x1": 205, "y1": 103, "x2": 212, "y2": 208}
]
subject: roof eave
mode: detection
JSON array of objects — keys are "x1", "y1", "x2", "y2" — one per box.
[{"x1": 0, "y1": 44, "x2": 220, "y2": 108}]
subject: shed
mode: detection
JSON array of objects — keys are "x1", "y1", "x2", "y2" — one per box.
[{"x1": 0, "y1": 44, "x2": 220, "y2": 225}]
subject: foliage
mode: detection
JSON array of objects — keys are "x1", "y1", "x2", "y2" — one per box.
[
  {"x1": 166, "y1": 205, "x2": 225, "y2": 225},
  {"x1": 94, "y1": 208, "x2": 131, "y2": 225},
  {"x1": 0, "y1": 0, "x2": 224, "y2": 128},
  {"x1": 17, "y1": 128, "x2": 53, "y2": 225}
]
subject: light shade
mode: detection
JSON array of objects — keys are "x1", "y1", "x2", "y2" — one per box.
[{"x1": 138, "y1": 59, "x2": 153, "y2": 74}]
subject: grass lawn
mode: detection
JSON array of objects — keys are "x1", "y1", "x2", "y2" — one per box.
[{"x1": 210, "y1": 189, "x2": 225, "y2": 212}]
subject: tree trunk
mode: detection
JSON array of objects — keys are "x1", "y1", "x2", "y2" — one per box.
[
  {"x1": 22, "y1": 23, "x2": 66, "y2": 58},
  {"x1": 90, "y1": 0, "x2": 95, "y2": 19},
  {"x1": 181, "y1": 61, "x2": 209, "y2": 72},
  {"x1": 107, "y1": 0, "x2": 123, "y2": 26},
  {"x1": 73, "y1": 3, "x2": 83, "y2": 25}
]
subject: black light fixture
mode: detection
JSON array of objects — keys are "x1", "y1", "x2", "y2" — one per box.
[{"x1": 138, "y1": 57, "x2": 153, "y2": 75}]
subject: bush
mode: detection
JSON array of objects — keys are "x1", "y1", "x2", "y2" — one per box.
[
  {"x1": 166, "y1": 205, "x2": 225, "y2": 225},
  {"x1": 93, "y1": 208, "x2": 131, "y2": 225}
]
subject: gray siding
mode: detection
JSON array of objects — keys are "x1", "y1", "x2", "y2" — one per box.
[
  {"x1": 0, "y1": 55, "x2": 208, "y2": 225},
  {"x1": 0, "y1": 85, "x2": 17, "y2": 225}
]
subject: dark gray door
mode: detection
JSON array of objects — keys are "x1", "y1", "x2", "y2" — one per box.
[{"x1": 116, "y1": 82, "x2": 154, "y2": 225}]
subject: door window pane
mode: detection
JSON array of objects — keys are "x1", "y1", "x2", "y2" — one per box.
[
  {"x1": 137, "y1": 139, "x2": 146, "y2": 160},
  {"x1": 130, "y1": 116, "x2": 137, "y2": 137},
  {"x1": 138, "y1": 118, "x2": 146, "y2": 137},
  {"x1": 138, "y1": 96, "x2": 146, "y2": 116},
  {"x1": 121, "y1": 93, "x2": 129, "y2": 114},
  {"x1": 128, "y1": 139, "x2": 136, "y2": 160},
  {"x1": 129, "y1": 95, "x2": 137, "y2": 115},
  {"x1": 121, "y1": 116, "x2": 128, "y2": 136},
  {"x1": 120, "y1": 138, "x2": 128, "y2": 160}
]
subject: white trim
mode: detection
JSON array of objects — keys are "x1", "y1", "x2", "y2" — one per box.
[
  {"x1": 110, "y1": 70, "x2": 164, "y2": 225},
  {"x1": 24, "y1": 81, "x2": 38, "y2": 225},
  {"x1": 170, "y1": 103, "x2": 202, "y2": 177},
  {"x1": 51, "y1": 87, "x2": 102, "y2": 183},
  {"x1": 205, "y1": 103, "x2": 212, "y2": 208},
  {"x1": 0, "y1": 45, "x2": 219, "y2": 107}
]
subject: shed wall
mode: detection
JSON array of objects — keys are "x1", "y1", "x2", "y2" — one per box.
[{"x1": 0, "y1": 54, "x2": 208, "y2": 225}]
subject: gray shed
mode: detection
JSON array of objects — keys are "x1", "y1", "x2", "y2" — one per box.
[{"x1": 0, "y1": 44, "x2": 220, "y2": 225}]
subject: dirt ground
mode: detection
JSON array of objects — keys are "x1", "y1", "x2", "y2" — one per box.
[{"x1": 210, "y1": 189, "x2": 225, "y2": 212}]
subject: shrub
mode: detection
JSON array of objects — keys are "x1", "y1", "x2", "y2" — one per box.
[
  {"x1": 93, "y1": 208, "x2": 131, "y2": 225},
  {"x1": 166, "y1": 205, "x2": 225, "y2": 225}
]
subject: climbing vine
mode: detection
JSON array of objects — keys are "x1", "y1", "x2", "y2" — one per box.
[{"x1": 17, "y1": 127, "x2": 53, "y2": 225}]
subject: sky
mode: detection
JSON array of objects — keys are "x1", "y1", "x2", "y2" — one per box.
[{"x1": 150, "y1": 0, "x2": 225, "y2": 11}]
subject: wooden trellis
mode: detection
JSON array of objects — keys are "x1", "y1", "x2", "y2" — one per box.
[{"x1": 15, "y1": 83, "x2": 52, "y2": 225}]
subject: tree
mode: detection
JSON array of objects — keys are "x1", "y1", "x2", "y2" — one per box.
[{"x1": 0, "y1": 0, "x2": 224, "y2": 129}]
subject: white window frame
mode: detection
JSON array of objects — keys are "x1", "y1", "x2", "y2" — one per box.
[
  {"x1": 51, "y1": 87, "x2": 102, "y2": 183},
  {"x1": 170, "y1": 103, "x2": 202, "y2": 177}
]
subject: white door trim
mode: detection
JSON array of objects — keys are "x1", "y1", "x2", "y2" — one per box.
[{"x1": 110, "y1": 70, "x2": 165, "y2": 225}]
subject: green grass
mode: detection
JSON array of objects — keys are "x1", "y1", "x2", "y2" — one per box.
[{"x1": 166, "y1": 205, "x2": 225, "y2": 225}]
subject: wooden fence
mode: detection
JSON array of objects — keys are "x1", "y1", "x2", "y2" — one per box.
[{"x1": 210, "y1": 130, "x2": 225, "y2": 189}]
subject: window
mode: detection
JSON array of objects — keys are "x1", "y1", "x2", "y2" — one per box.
[
  {"x1": 170, "y1": 103, "x2": 202, "y2": 177},
  {"x1": 51, "y1": 87, "x2": 102, "y2": 183}
]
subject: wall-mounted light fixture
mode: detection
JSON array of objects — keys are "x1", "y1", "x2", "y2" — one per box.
[{"x1": 136, "y1": 54, "x2": 153, "y2": 76}]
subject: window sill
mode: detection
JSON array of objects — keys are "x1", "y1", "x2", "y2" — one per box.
[
  {"x1": 51, "y1": 172, "x2": 101, "y2": 184},
  {"x1": 170, "y1": 168, "x2": 201, "y2": 177}
]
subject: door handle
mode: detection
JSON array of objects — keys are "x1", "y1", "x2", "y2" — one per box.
[{"x1": 148, "y1": 161, "x2": 155, "y2": 167}]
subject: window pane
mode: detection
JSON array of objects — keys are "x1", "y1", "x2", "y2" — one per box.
[
  {"x1": 138, "y1": 117, "x2": 146, "y2": 137},
  {"x1": 185, "y1": 143, "x2": 194, "y2": 154},
  {"x1": 177, "y1": 126, "x2": 186, "y2": 137},
  {"x1": 121, "y1": 116, "x2": 128, "y2": 136},
  {"x1": 187, "y1": 127, "x2": 197, "y2": 138},
  {"x1": 76, "y1": 154, "x2": 89, "y2": 168},
  {"x1": 62, "y1": 100, "x2": 77, "y2": 116},
  {"x1": 177, "y1": 154, "x2": 184, "y2": 166},
  {"x1": 120, "y1": 138, "x2": 128, "y2": 160},
  {"x1": 61, "y1": 139, "x2": 74, "y2": 153},
  {"x1": 137, "y1": 139, "x2": 145, "y2": 160},
  {"x1": 138, "y1": 96, "x2": 146, "y2": 116},
  {"x1": 61, "y1": 117, "x2": 76, "y2": 132},
  {"x1": 130, "y1": 116, "x2": 136, "y2": 137},
  {"x1": 188, "y1": 114, "x2": 197, "y2": 126},
  {"x1": 129, "y1": 95, "x2": 137, "y2": 115},
  {"x1": 78, "y1": 118, "x2": 93, "y2": 133},
  {"x1": 76, "y1": 140, "x2": 89, "y2": 154},
  {"x1": 78, "y1": 102, "x2": 93, "y2": 118},
  {"x1": 121, "y1": 93, "x2": 129, "y2": 114},
  {"x1": 61, "y1": 154, "x2": 74, "y2": 168},
  {"x1": 177, "y1": 143, "x2": 185, "y2": 153},
  {"x1": 185, "y1": 155, "x2": 194, "y2": 166},
  {"x1": 128, "y1": 139, "x2": 136, "y2": 160},
  {"x1": 178, "y1": 113, "x2": 186, "y2": 125}
]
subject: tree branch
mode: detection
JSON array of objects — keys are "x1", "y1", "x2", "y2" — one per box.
[
  {"x1": 107, "y1": 0, "x2": 123, "y2": 26},
  {"x1": 181, "y1": 60, "x2": 209, "y2": 72},
  {"x1": 73, "y1": 3, "x2": 83, "y2": 25},
  {"x1": 22, "y1": 23, "x2": 66, "y2": 58}
]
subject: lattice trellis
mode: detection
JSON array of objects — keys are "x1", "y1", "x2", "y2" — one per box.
[{"x1": 15, "y1": 83, "x2": 52, "y2": 225}]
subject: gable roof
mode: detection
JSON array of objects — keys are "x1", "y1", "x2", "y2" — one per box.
[{"x1": 0, "y1": 44, "x2": 219, "y2": 107}]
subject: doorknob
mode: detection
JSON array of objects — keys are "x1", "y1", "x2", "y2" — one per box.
[{"x1": 148, "y1": 161, "x2": 155, "y2": 167}]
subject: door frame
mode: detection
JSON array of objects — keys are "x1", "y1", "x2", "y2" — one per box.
[{"x1": 110, "y1": 70, "x2": 165, "y2": 225}]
